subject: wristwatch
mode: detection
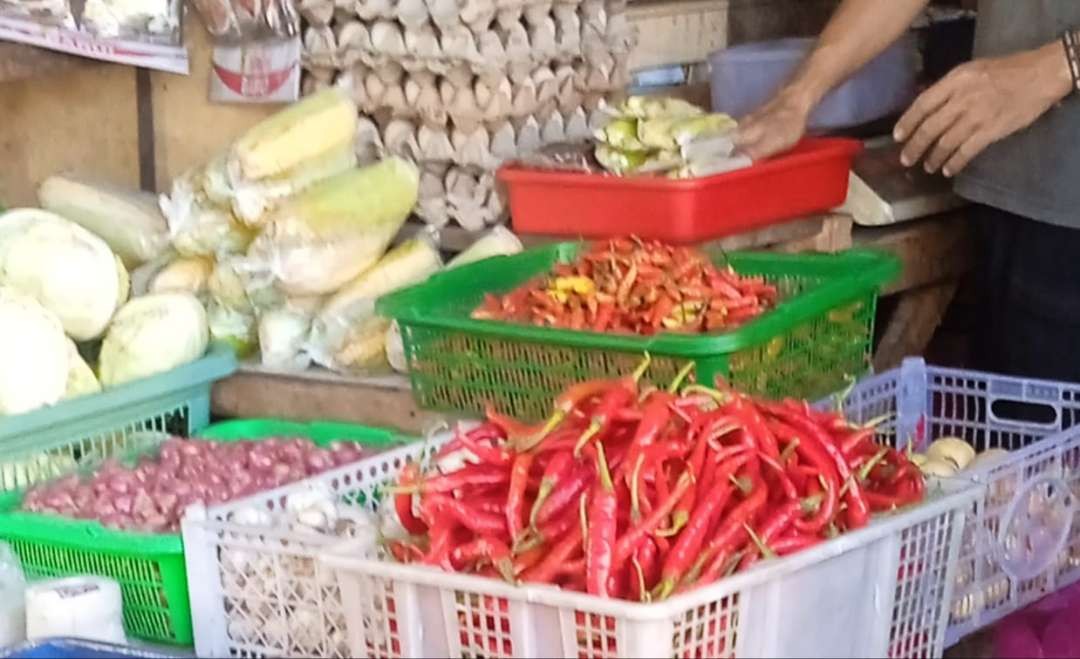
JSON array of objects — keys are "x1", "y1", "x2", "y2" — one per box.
[{"x1": 1064, "y1": 28, "x2": 1080, "y2": 95}]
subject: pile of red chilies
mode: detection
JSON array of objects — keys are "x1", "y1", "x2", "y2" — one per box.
[
  {"x1": 387, "y1": 359, "x2": 925, "y2": 601},
  {"x1": 471, "y1": 238, "x2": 778, "y2": 335}
]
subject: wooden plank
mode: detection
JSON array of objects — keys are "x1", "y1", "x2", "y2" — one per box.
[
  {"x1": 853, "y1": 212, "x2": 971, "y2": 295},
  {"x1": 212, "y1": 370, "x2": 454, "y2": 435},
  {"x1": 874, "y1": 280, "x2": 959, "y2": 372},
  {"x1": 773, "y1": 214, "x2": 853, "y2": 253},
  {"x1": 0, "y1": 42, "x2": 89, "y2": 83}
]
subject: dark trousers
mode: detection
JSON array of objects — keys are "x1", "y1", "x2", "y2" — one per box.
[{"x1": 971, "y1": 204, "x2": 1080, "y2": 382}]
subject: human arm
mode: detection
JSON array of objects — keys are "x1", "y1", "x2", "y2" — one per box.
[
  {"x1": 735, "y1": 0, "x2": 932, "y2": 160},
  {"x1": 894, "y1": 39, "x2": 1074, "y2": 177}
]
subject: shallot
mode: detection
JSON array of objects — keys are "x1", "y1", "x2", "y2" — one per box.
[{"x1": 21, "y1": 437, "x2": 372, "y2": 533}]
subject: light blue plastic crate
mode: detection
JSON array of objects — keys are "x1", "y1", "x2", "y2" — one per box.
[{"x1": 0, "y1": 345, "x2": 236, "y2": 492}]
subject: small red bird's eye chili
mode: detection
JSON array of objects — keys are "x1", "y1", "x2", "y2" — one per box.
[
  {"x1": 586, "y1": 444, "x2": 619, "y2": 597},
  {"x1": 394, "y1": 462, "x2": 428, "y2": 535},
  {"x1": 506, "y1": 452, "x2": 534, "y2": 544}
]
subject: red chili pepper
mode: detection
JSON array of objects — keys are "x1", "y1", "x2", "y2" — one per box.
[
  {"x1": 506, "y1": 452, "x2": 534, "y2": 544},
  {"x1": 586, "y1": 445, "x2": 618, "y2": 597},
  {"x1": 739, "y1": 496, "x2": 820, "y2": 570},
  {"x1": 592, "y1": 302, "x2": 615, "y2": 332},
  {"x1": 574, "y1": 356, "x2": 653, "y2": 454},
  {"x1": 765, "y1": 418, "x2": 838, "y2": 534},
  {"x1": 424, "y1": 494, "x2": 507, "y2": 538},
  {"x1": 451, "y1": 536, "x2": 515, "y2": 581},
  {"x1": 394, "y1": 463, "x2": 427, "y2": 535},
  {"x1": 528, "y1": 451, "x2": 573, "y2": 529},
  {"x1": 457, "y1": 428, "x2": 511, "y2": 466},
  {"x1": 484, "y1": 405, "x2": 546, "y2": 443},
  {"x1": 654, "y1": 455, "x2": 752, "y2": 599},
  {"x1": 768, "y1": 406, "x2": 871, "y2": 531},
  {"x1": 534, "y1": 463, "x2": 591, "y2": 528},
  {"x1": 619, "y1": 391, "x2": 673, "y2": 483},
  {"x1": 685, "y1": 472, "x2": 769, "y2": 589},
  {"x1": 520, "y1": 504, "x2": 585, "y2": 584},
  {"x1": 771, "y1": 534, "x2": 823, "y2": 555},
  {"x1": 614, "y1": 469, "x2": 693, "y2": 564},
  {"x1": 407, "y1": 465, "x2": 510, "y2": 495},
  {"x1": 423, "y1": 520, "x2": 456, "y2": 570},
  {"x1": 512, "y1": 545, "x2": 546, "y2": 577}
]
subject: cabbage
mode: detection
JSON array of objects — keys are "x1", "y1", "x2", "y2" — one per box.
[
  {"x1": 63, "y1": 339, "x2": 101, "y2": 400},
  {"x1": 98, "y1": 293, "x2": 209, "y2": 387},
  {"x1": 0, "y1": 209, "x2": 122, "y2": 341},
  {"x1": 0, "y1": 287, "x2": 69, "y2": 415}
]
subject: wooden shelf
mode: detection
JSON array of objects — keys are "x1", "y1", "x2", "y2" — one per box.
[{"x1": 0, "y1": 42, "x2": 91, "y2": 84}]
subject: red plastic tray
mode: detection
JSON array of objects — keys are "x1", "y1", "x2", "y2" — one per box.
[{"x1": 499, "y1": 137, "x2": 862, "y2": 244}]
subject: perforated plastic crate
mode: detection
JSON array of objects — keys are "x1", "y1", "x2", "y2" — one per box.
[
  {"x1": 827, "y1": 358, "x2": 1080, "y2": 646},
  {"x1": 314, "y1": 434, "x2": 977, "y2": 659},
  {"x1": 0, "y1": 418, "x2": 397, "y2": 647},
  {"x1": 182, "y1": 419, "x2": 414, "y2": 658},
  {"x1": 377, "y1": 244, "x2": 898, "y2": 422},
  {"x1": 0, "y1": 346, "x2": 235, "y2": 493}
]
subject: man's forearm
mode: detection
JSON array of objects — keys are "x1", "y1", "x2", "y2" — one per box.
[{"x1": 784, "y1": 0, "x2": 932, "y2": 111}]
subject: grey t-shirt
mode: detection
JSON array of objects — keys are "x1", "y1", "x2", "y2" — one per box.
[{"x1": 953, "y1": 0, "x2": 1080, "y2": 228}]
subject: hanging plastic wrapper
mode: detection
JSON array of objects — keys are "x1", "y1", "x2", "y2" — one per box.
[
  {"x1": 0, "y1": 0, "x2": 187, "y2": 72},
  {"x1": 189, "y1": 0, "x2": 301, "y2": 103}
]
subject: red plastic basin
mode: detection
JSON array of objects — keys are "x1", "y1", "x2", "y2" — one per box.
[{"x1": 499, "y1": 137, "x2": 862, "y2": 244}]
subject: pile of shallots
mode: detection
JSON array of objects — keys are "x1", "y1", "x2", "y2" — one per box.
[{"x1": 22, "y1": 437, "x2": 368, "y2": 532}]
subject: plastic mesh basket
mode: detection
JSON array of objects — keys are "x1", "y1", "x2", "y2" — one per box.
[
  {"x1": 0, "y1": 418, "x2": 400, "y2": 647},
  {"x1": 377, "y1": 243, "x2": 898, "y2": 422},
  {"x1": 181, "y1": 419, "x2": 409, "y2": 658},
  {"x1": 0, "y1": 346, "x2": 236, "y2": 493},
  {"x1": 313, "y1": 434, "x2": 979, "y2": 658},
  {"x1": 824, "y1": 358, "x2": 1080, "y2": 646}
]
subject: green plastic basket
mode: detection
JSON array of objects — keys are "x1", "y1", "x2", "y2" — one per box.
[
  {"x1": 0, "y1": 345, "x2": 237, "y2": 493},
  {"x1": 0, "y1": 418, "x2": 406, "y2": 647},
  {"x1": 378, "y1": 243, "x2": 900, "y2": 421}
]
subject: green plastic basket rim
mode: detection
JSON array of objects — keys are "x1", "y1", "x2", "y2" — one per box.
[
  {"x1": 0, "y1": 418, "x2": 408, "y2": 556},
  {"x1": 377, "y1": 243, "x2": 900, "y2": 356},
  {"x1": 0, "y1": 344, "x2": 237, "y2": 439}
]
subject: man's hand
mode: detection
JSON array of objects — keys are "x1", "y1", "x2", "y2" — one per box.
[
  {"x1": 733, "y1": 87, "x2": 816, "y2": 161},
  {"x1": 895, "y1": 41, "x2": 1073, "y2": 177}
]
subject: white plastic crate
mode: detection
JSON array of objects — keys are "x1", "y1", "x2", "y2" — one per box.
[
  {"x1": 182, "y1": 433, "x2": 447, "y2": 658},
  {"x1": 829, "y1": 358, "x2": 1080, "y2": 646},
  {"x1": 318, "y1": 457, "x2": 978, "y2": 658}
]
